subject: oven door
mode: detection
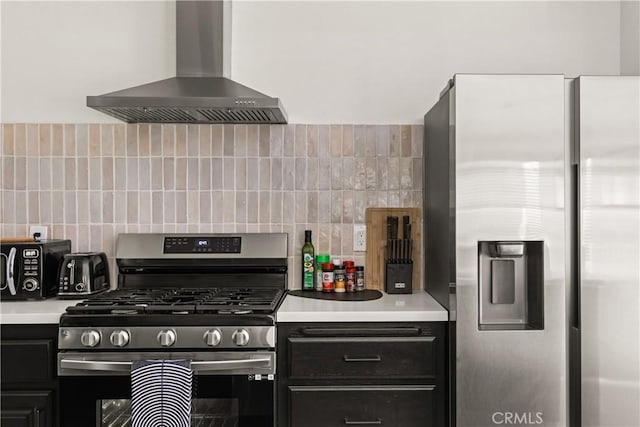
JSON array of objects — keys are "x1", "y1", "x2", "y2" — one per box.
[{"x1": 58, "y1": 351, "x2": 275, "y2": 427}]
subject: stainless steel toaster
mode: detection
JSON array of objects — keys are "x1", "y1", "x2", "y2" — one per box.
[{"x1": 57, "y1": 252, "x2": 110, "y2": 298}]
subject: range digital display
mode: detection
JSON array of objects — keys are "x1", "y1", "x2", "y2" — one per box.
[{"x1": 163, "y1": 237, "x2": 242, "y2": 254}]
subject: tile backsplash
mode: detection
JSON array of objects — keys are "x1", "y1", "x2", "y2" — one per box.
[{"x1": 0, "y1": 123, "x2": 423, "y2": 288}]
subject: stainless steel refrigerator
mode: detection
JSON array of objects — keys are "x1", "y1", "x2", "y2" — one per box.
[{"x1": 423, "y1": 74, "x2": 639, "y2": 426}]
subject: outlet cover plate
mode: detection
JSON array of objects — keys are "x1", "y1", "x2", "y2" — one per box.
[
  {"x1": 29, "y1": 225, "x2": 48, "y2": 241},
  {"x1": 353, "y1": 224, "x2": 366, "y2": 251}
]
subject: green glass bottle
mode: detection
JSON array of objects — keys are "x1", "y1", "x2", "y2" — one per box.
[{"x1": 302, "y1": 230, "x2": 315, "y2": 291}]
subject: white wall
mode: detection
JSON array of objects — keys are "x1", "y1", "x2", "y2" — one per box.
[
  {"x1": 1, "y1": 1, "x2": 622, "y2": 124},
  {"x1": 621, "y1": 0, "x2": 640, "y2": 75}
]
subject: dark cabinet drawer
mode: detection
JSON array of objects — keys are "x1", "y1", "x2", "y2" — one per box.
[
  {"x1": 289, "y1": 385, "x2": 434, "y2": 427},
  {"x1": 1, "y1": 390, "x2": 53, "y2": 427},
  {"x1": 1, "y1": 340, "x2": 54, "y2": 384},
  {"x1": 288, "y1": 336, "x2": 436, "y2": 380}
]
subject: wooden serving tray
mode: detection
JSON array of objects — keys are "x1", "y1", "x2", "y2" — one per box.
[{"x1": 365, "y1": 207, "x2": 421, "y2": 291}]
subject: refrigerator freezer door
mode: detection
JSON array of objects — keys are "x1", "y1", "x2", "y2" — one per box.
[
  {"x1": 453, "y1": 74, "x2": 567, "y2": 426},
  {"x1": 578, "y1": 76, "x2": 640, "y2": 427}
]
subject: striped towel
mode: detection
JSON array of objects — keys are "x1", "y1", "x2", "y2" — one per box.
[{"x1": 131, "y1": 360, "x2": 192, "y2": 427}]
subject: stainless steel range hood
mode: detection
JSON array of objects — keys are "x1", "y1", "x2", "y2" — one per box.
[{"x1": 87, "y1": 1, "x2": 287, "y2": 124}]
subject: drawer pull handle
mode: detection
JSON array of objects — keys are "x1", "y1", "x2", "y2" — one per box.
[
  {"x1": 344, "y1": 418, "x2": 382, "y2": 425},
  {"x1": 343, "y1": 355, "x2": 382, "y2": 362}
]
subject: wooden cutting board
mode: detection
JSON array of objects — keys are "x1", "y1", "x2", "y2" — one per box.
[{"x1": 365, "y1": 207, "x2": 421, "y2": 291}]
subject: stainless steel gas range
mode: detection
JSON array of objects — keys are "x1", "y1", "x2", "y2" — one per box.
[{"x1": 57, "y1": 233, "x2": 288, "y2": 427}]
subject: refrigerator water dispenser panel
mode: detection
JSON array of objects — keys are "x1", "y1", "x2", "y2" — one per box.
[{"x1": 478, "y1": 241, "x2": 544, "y2": 330}]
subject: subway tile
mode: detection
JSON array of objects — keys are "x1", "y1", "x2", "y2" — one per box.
[
  {"x1": 234, "y1": 125, "x2": 247, "y2": 157},
  {"x1": 90, "y1": 225, "x2": 102, "y2": 253},
  {"x1": 187, "y1": 191, "x2": 199, "y2": 224},
  {"x1": 39, "y1": 158, "x2": 51, "y2": 190},
  {"x1": 412, "y1": 158, "x2": 422, "y2": 190},
  {"x1": 126, "y1": 124, "x2": 138, "y2": 156},
  {"x1": 64, "y1": 225, "x2": 78, "y2": 249},
  {"x1": 199, "y1": 125, "x2": 212, "y2": 156},
  {"x1": 13, "y1": 156, "x2": 25, "y2": 190},
  {"x1": 114, "y1": 125, "x2": 126, "y2": 156},
  {"x1": 164, "y1": 191, "x2": 175, "y2": 223},
  {"x1": 163, "y1": 158, "x2": 175, "y2": 190},
  {"x1": 63, "y1": 125, "x2": 75, "y2": 156},
  {"x1": 186, "y1": 125, "x2": 199, "y2": 156},
  {"x1": 353, "y1": 191, "x2": 366, "y2": 223},
  {"x1": 196, "y1": 192, "x2": 211, "y2": 224},
  {"x1": 282, "y1": 192, "x2": 295, "y2": 225},
  {"x1": 377, "y1": 126, "x2": 390, "y2": 157},
  {"x1": 223, "y1": 191, "x2": 235, "y2": 223},
  {"x1": 138, "y1": 124, "x2": 150, "y2": 156},
  {"x1": 318, "y1": 191, "x2": 331, "y2": 223},
  {"x1": 51, "y1": 124, "x2": 63, "y2": 156},
  {"x1": 176, "y1": 158, "x2": 189, "y2": 190},
  {"x1": 2, "y1": 124, "x2": 14, "y2": 156},
  {"x1": 258, "y1": 125, "x2": 270, "y2": 157},
  {"x1": 223, "y1": 125, "x2": 235, "y2": 156},
  {"x1": 307, "y1": 191, "x2": 318, "y2": 222},
  {"x1": 2, "y1": 191, "x2": 15, "y2": 223},
  {"x1": 330, "y1": 125, "x2": 342, "y2": 157},
  {"x1": 343, "y1": 190, "x2": 354, "y2": 223},
  {"x1": 401, "y1": 125, "x2": 412, "y2": 157},
  {"x1": 64, "y1": 158, "x2": 76, "y2": 190},
  {"x1": 318, "y1": 125, "x2": 330, "y2": 158},
  {"x1": 150, "y1": 124, "x2": 162, "y2": 156},
  {"x1": 200, "y1": 158, "x2": 212, "y2": 190},
  {"x1": 26, "y1": 124, "x2": 39, "y2": 156},
  {"x1": 90, "y1": 158, "x2": 102, "y2": 190},
  {"x1": 389, "y1": 125, "x2": 401, "y2": 157},
  {"x1": 365, "y1": 158, "x2": 377, "y2": 190},
  {"x1": 2, "y1": 157, "x2": 14, "y2": 190},
  {"x1": 317, "y1": 224, "x2": 330, "y2": 254},
  {"x1": 331, "y1": 190, "x2": 343, "y2": 223},
  {"x1": 294, "y1": 192, "x2": 306, "y2": 223},
  {"x1": 114, "y1": 192, "x2": 126, "y2": 224},
  {"x1": 366, "y1": 191, "x2": 378, "y2": 208},
  {"x1": 211, "y1": 158, "x2": 223, "y2": 190},
  {"x1": 15, "y1": 191, "x2": 27, "y2": 225},
  {"x1": 151, "y1": 158, "x2": 163, "y2": 190},
  {"x1": 365, "y1": 125, "x2": 376, "y2": 157},
  {"x1": 271, "y1": 191, "x2": 282, "y2": 224},
  {"x1": 401, "y1": 190, "x2": 413, "y2": 207},
  {"x1": 138, "y1": 158, "x2": 151, "y2": 191},
  {"x1": 306, "y1": 158, "x2": 318, "y2": 190},
  {"x1": 13, "y1": 124, "x2": 25, "y2": 156},
  {"x1": 235, "y1": 191, "x2": 247, "y2": 223},
  {"x1": 269, "y1": 125, "x2": 283, "y2": 157},
  {"x1": 64, "y1": 192, "x2": 76, "y2": 223},
  {"x1": 175, "y1": 125, "x2": 187, "y2": 157},
  {"x1": 259, "y1": 159, "x2": 270, "y2": 191},
  {"x1": 52, "y1": 191, "x2": 64, "y2": 224},
  {"x1": 101, "y1": 124, "x2": 114, "y2": 156},
  {"x1": 318, "y1": 159, "x2": 331, "y2": 190},
  {"x1": 388, "y1": 157, "x2": 400, "y2": 190},
  {"x1": 331, "y1": 224, "x2": 342, "y2": 258},
  {"x1": 39, "y1": 124, "x2": 52, "y2": 156},
  {"x1": 283, "y1": 125, "x2": 295, "y2": 157},
  {"x1": 126, "y1": 158, "x2": 137, "y2": 190},
  {"x1": 259, "y1": 192, "x2": 269, "y2": 223},
  {"x1": 246, "y1": 125, "x2": 259, "y2": 156},
  {"x1": 247, "y1": 191, "x2": 259, "y2": 223},
  {"x1": 90, "y1": 191, "x2": 102, "y2": 223},
  {"x1": 400, "y1": 158, "x2": 413, "y2": 189},
  {"x1": 306, "y1": 125, "x2": 318, "y2": 157},
  {"x1": 88, "y1": 124, "x2": 100, "y2": 157},
  {"x1": 77, "y1": 191, "x2": 89, "y2": 224},
  {"x1": 175, "y1": 191, "x2": 187, "y2": 223},
  {"x1": 342, "y1": 125, "x2": 354, "y2": 157},
  {"x1": 152, "y1": 192, "x2": 164, "y2": 224},
  {"x1": 294, "y1": 158, "x2": 306, "y2": 191},
  {"x1": 282, "y1": 158, "x2": 294, "y2": 191},
  {"x1": 103, "y1": 192, "x2": 114, "y2": 223},
  {"x1": 271, "y1": 158, "x2": 282, "y2": 190},
  {"x1": 376, "y1": 191, "x2": 388, "y2": 207},
  {"x1": 353, "y1": 125, "x2": 365, "y2": 157},
  {"x1": 224, "y1": 158, "x2": 235, "y2": 190},
  {"x1": 209, "y1": 125, "x2": 224, "y2": 156},
  {"x1": 376, "y1": 158, "x2": 388, "y2": 190},
  {"x1": 411, "y1": 125, "x2": 423, "y2": 157},
  {"x1": 27, "y1": 158, "x2": 39, "y2": 189},
  {"x1": 127, "y1": 191, "x2": 138, "y2": 224},
  {"x1": 294, "y1": 125, "x2": 306, "y2": 157},
  {"x1": 342, "y1": 157, "x2": 354, "y2": 190},
  {"x1": 162, "y1": 124, "x2": 175, "y2": 156},
  {"x1": 77, "y1": 158, "x2": 89, "y2": 190},
  {"x1": 211, "y1": 191, "x2": 224, "y2": 223},
  {"x1": 235, "y1": 158, "x2": 246, "y2": 190}
]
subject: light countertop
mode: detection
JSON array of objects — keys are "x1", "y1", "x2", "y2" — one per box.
[
  {"x1": 0, "y1": 299, "x2": 83, "y2": 325},
  {"x1": 276, "y1": 290, "x2": 448, "y2": 323}
]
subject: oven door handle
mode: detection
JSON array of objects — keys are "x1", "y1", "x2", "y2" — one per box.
[{"x1": 60, "y1": 357, "x2": 273, "y2": 374}]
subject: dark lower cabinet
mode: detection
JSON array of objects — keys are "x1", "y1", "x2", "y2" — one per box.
[
  {"x1": 1, "y1": 325, "x2": 58, "y2": 427},
  {"x1": 1, "y1": 391, "x2": 53, "y2": 427},
  {"x1": 277, "y1": 322, "x2": 447, "y2": 427}
]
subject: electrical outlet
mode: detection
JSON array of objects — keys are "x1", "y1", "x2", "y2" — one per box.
[
  {"x1": 29, "y1": 225, "x2": 48, "y2": 241},
  {"x1": 353, "y1": 224, "x2": 366, "y2": 251}
]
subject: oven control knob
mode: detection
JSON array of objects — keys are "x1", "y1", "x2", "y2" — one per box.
[
  {"x1": 203, "y1": 329, "x2": 222, "y2": 347},
  {"x1": 110, "y1": 330, "x2": 130, "y2": 347},
  {"x1": 157, "y1": 330, "x2": 177, "y2": 347},
  {"x1": 232, "y1": 329, "x2": 250, "y2": 347},
  {"x1": 22, "y1": 278, "x2": 39, "y2": 292},
  {"x1": 80, "y1": 330, "x2": 101, "y2": 347}
]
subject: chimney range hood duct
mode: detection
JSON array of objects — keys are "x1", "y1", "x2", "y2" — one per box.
[{"x1": 87, "y1": 1, "x2": 287, "y2": 124}]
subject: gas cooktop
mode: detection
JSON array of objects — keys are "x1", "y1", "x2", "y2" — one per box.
[{"x1": 65, "y1": 288, "x2": 285, "y2": 315}]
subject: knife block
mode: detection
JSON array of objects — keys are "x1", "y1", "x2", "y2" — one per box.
[{"x1": 385, "y1": 262, "x2": 413, "y2": 294}]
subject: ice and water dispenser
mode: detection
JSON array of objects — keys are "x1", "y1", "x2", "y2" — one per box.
[{"x1": 478, "y1": 241, "x2": 544, "y2": 330}]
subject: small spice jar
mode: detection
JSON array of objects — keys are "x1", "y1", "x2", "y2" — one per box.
[
  {"x1": 334, "y1": 266, "x2": 346, "y2": 293},
  {"x1": 322, "y1": 263, "x2": 335, "y2": 292},
  {"x1": 355, "y1": 266, "x2": 365, "y2": 291}
]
